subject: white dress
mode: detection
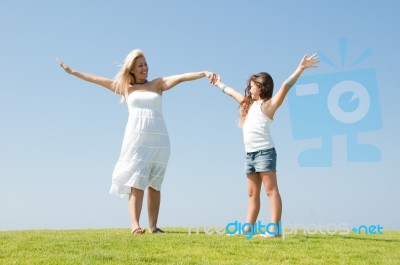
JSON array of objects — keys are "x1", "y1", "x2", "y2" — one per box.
[{"x1": 109, "y1": 91, "x2": 171, "y2": 197}]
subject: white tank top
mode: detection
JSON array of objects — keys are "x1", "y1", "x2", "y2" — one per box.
[{"x1": 242, "y1": 101, "x2": 274, "y2": 152}]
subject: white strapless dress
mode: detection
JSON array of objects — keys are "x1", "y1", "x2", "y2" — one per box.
[{"x1": 110, "y1": 91, "x2": 171, "y2": 197}]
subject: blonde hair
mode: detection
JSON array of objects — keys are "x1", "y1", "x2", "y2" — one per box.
[{"x1": 112, "y1": 49, "x2": 145, "y2": 101}]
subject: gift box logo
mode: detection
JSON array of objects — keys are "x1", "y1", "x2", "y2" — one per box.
[{"x1": 288, "y1": 39, "x2": 382, "y2": 167}]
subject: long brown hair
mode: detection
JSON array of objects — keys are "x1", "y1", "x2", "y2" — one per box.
[{"x1": 238, "y1": 72, "x2": 274, "y2": 127}]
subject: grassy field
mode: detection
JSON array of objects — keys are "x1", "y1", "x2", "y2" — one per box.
[{"x1": 0, "y1": 228, "x2": 399, "y2": 264}]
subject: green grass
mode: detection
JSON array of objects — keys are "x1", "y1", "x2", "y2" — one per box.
[{"x1": 1, "y1": 228, "x2": 399, "y2": 264}]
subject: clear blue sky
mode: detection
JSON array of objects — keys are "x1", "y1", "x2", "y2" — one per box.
[{"x1": 1, "y1": 0, "x2": 399, "y2": 231}]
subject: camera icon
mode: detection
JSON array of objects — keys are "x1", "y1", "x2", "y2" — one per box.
[{"x1": 288, "y1": 68, "x2": 382, "y2": 167}]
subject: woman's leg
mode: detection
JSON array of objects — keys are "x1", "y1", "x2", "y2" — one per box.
[
  {"x1": 147, "y1": 186, "x2": 161, "y2": 231},
  {"x1": 260, "y1": 171, "x2": 282, "y2": 232},
  {"x1": 129, "y1": 187, "x2": 144, "y2": 232},
  {"x1": 245, "y1": 173, "x2": 262, "y2": 228}
]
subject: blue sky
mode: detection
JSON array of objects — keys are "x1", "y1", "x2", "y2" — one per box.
[{"x1": 1, "y1": 0, "x2": 399, "y2": 231}]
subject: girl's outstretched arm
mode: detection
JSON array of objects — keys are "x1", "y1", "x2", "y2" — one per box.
[
  {"x1": 269, "y1": 53, "x2": 319, "y2": 112},
  {"x1": 212, "y1": 75, "x2": 245, "y2": 104},
  {"x1": 58, "y1": 59, "x2": 116, "y2": 93}
]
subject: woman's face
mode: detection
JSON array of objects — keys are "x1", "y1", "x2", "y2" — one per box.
[
  {"x1": 249, "y1": 81, "x2": 260, "y2": 100},
  {"x1": 131, "y1": 56, "x2": 148, "y2": 81}
]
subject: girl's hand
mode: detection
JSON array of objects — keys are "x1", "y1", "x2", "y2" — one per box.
[
  {"x1": 211, "y1": 74, "x2": 221, "y2": 86},
  {"x1": 299, "y1": 53, "x2": 320, "y2": 69},
  {"x1": 205, "y1": 71, "x2": 219, "y2": 85}
]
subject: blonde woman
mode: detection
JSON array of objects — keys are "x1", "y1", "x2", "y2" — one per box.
[
  {"x1": 211, "y1": 54, "x2": 319, "y2": 238},
  {"x1": 59, "y1": 49, "x2": 214, "y2": 234}
]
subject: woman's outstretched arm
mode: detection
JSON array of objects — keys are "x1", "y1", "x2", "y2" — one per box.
[
  {"x1": 156, "y1": 71, "x2": 215, "y2": 92},
  {"x1": 58, "y1": 59, "x2": 117, "y2": 94}
]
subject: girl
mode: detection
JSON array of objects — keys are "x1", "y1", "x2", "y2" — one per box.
[{"x1": 211, "y1": 54, "x2": 319, "y2": 238}]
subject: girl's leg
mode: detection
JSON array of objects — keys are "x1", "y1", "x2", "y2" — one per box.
[
  {"x1": 147, "y1": 187, "x2": 161, "y2": 232},
  {"x1": 245, "y1": 173, "x2": 262, "y2": 228},
  {"x1": 260, "y1": 171, "x2": 282, "y2": 232},
  {"x1": 129, "y1": 187, "x2": 144, "y2": 232}
]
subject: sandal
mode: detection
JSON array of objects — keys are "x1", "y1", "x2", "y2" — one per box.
[
  {"x1": 150, "y1": 227, "x2": 165, "y2": 234},
  {"x1": 226, "y1": 231, "x2": 242, "y2": 236},
  {"x1": 131, "y1": 227, "x2": 146, "y2": 235},
  {"x1": 255, "y1": 233, "x2": 281, "y2": 239}
]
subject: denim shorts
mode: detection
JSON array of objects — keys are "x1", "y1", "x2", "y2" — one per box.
[{"x1": 245, "y1": 148, "x2": 277, "y2": 174}]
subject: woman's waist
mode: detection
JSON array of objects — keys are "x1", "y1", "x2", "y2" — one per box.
[{"x1": 128, "y1": 107, "x2": 164, "y2": 117}]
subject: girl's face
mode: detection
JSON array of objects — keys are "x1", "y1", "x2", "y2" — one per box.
[
  {"x1": 131, "y1": 56, "x2": 148, "y2": 81},
  {"x1": 249, "y1": 81, "x2": 260, "y2": 100}
]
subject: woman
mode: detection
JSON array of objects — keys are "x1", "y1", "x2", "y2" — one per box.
[
  {"x1": 211, "y1": 54, "x2": 319, "y2": 238},
  {"x1": 59, "y1": 49, "x2": 214, "y2": 234}
]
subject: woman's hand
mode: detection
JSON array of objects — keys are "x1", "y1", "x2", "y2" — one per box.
[
  {"x1": 209, "y1": 73, "x2": 221, "y2": 87},
  {"x1": 204, "y1": 71, "x2": 219, "y2": 84},
  {"x1": 57, "y1": 58, "x2": 73, "y2": 74}
]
